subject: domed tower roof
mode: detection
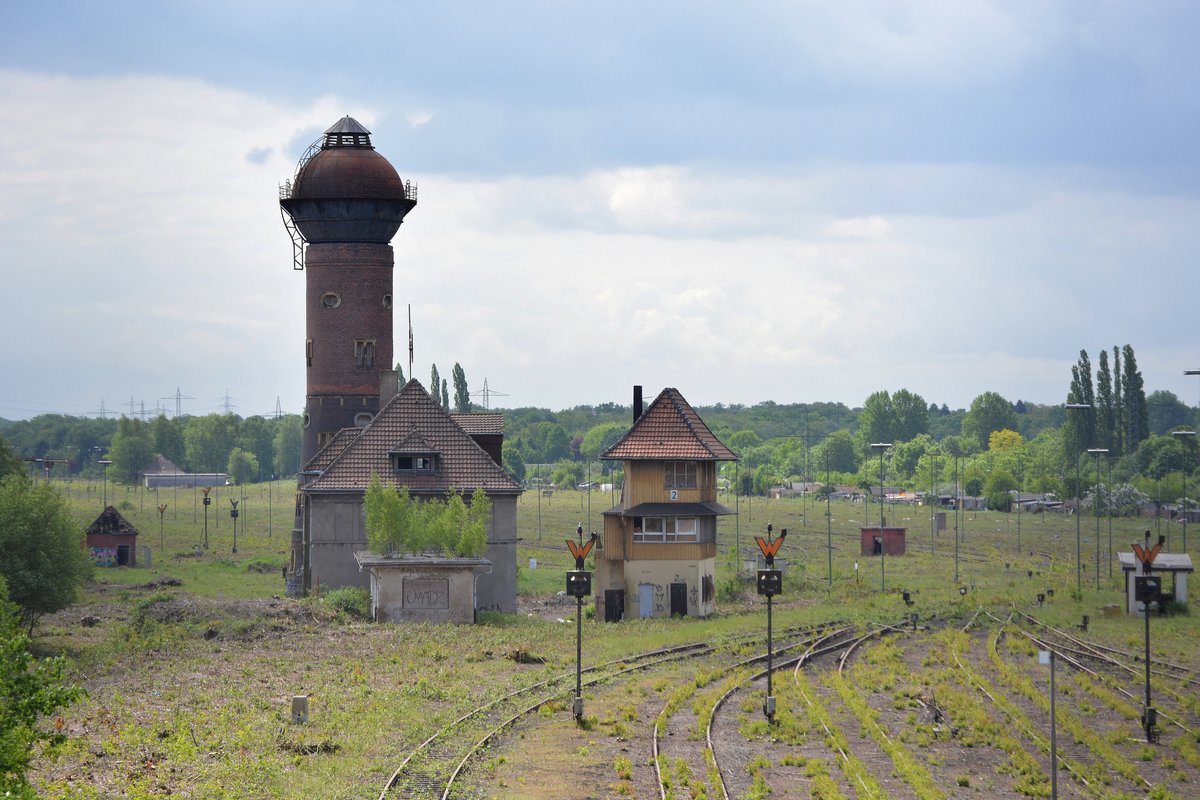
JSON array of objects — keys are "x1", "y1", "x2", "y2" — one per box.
[{"x1": 280, "y1": 116, "x2": 417, "y2": 248}]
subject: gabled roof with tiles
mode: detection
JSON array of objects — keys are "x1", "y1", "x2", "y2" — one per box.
[
  {"x1": 601, "y1": 388, "x2": 737, "y2": 462},
  {"x1": 86, "y1": 505, "x2": 139, "y2": 537},
  {"x1": 305, "y1": 380, "x2": 521, "y2": 494},
  {"x1": 449, "y1": 413, "x2": 504, "y2": 436},
  {"x1": 304, "y1": 427, "x2": 361, "y2": 472}
]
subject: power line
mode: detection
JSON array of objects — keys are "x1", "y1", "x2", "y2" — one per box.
[
  {"x1": 161, "y1": 387, "x2": 195, "y2": 418},
  {"x1": 470, "y1": 378, "x2": 509, "y2": 410}
]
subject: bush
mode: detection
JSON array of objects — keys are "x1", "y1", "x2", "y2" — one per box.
[
  {"x1": 324, "y1": 587, "x2": 371, "y2": 620},
  {"x1": 0, "y1": 577, "x2": 85, "y2": 795}
]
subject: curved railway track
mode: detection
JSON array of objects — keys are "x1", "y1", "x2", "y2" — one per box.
[{"x1": 378, "y1": 623, "x2": 831, "y2": 799}]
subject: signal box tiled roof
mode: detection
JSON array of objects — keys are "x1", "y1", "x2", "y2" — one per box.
[
  {"x1": 450, "y1": 413, "x2": 504, "y2": 435},
  {"x1": 306, "y1": 380, "x2": 521, "y2": 495},
  {"x1": 602, "y1": 388, "x2": 737, "y2": 462}
]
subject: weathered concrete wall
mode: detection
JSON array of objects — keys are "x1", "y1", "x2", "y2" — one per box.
[
  {"x1": 357, "y1": 556, "x2": 489, "y2": 624},
  {"x1": 622, "y1": 557, "x2": 716, "y2": 619}
]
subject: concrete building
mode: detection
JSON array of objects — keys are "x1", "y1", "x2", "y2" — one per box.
[
  {"x1": 595, "y1": 387, "x2": 737, "y2": 621},
  {"x1": 296, "y1": 379, "x2": 522, "y2": 613}
]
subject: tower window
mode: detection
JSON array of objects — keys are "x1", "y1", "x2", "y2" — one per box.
[
  {"x1": 354, "y1": 340, "x2": 375, "y2": 368},
  {"x1": 306, "y1": 339, "x2": 313, "y2": 367},
  {"x1": 321, "y1": 292, "x2": 341, "y2": 309},
  {"x1": 382, "y1": 293, "x2": 392, "y2": 309},
  {"x1": 354, "y1": 412, "x2": 373, "y2": 427}
]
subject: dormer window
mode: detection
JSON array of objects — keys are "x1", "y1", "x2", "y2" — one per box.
[
  {"x1": 664, "y1": 461, "x2": 697, "y2": 489},
  {"x1": 391, "y1": 452, "x2": 436, "y2": 473}
]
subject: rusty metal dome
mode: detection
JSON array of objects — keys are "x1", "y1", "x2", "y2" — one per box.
[
  {"x1": 290, "y1": 117, "x2": 408, "y2": 201},
  {"x1": 280, "y1": 117, "x2": 417, "y2": 247}
]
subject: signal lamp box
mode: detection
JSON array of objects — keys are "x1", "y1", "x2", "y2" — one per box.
[
  {"x1": 757, "y1": 569, "x2": 782, "y2": 596},
  {"x1": 566, "y1": 570, "x2": 592, "y2": 598},
  {"x1": 860, "y1": 526, "x2": 906, "y2": 556}
]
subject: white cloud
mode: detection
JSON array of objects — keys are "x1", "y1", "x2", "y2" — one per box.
[
  {"x1": 405, "y1": 110, "x2": 434, "y2": 128},
  {"x1": 1, "y1": 67, "x2": 1198, "y2": 419}
]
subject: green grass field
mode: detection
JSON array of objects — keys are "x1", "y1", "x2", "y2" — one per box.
[{"x1": 23, "y1": 478, "x2": 1200, "y2": 798}]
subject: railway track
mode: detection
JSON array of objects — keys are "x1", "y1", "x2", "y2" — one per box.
[{"x1": 377, "y1": 623, "x2": 830, "y2": 799}]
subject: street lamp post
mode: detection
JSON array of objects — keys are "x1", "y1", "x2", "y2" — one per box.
[
  {"x1": 1066, "y1": 403, "x2": 1092, "y2": 595},
  {"x1": 930, "y1": 449, "x2": 938, "y2": 556},
  {"x1": 1172, "y1": 430, "x2": 1196, "y2": 553},
  {"x1": 870, "y1": 443, "x2": 891, "y2": 593},
  {"x1": 1016, "y1": 452, "x2": 1024, "y2": 555},
  {"x1": 1087, "y1": 448, "x2": 1109, "y2": 591},
  {"x1": 98, "y1": 459, "x2": 113, "y2": 508},
  {"x1": 954, "y1": 453, "x2": 961, "y2": 583}
]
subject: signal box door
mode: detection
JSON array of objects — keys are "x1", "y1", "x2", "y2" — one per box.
[
  {"x1": 604, "y1": 589, "x2": 625, "y2": 622},
  {"x1": 670, "y1": 582, "x2": 688, "y2": 617},
  {"x1": 638, "y1": 583, "x2": 654, "y2": 618}
]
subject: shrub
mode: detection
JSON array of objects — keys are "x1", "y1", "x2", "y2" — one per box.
[
  {"x1": 0, "y1": 576, "x2": 85, "y2": 795},
  {"x1": 324, "y1": 587, "x2": 371, "y2": 620},
  {"x1": 364, "y1": 475, "x2": 491, "y2": 558}
]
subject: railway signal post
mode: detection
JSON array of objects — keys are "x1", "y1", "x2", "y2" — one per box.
[
  {"x1": 566, "y1": 524, "x2": 596, "y2": 722},
  {"x1": 201, "y1": 488, "x2": 211, "y2": 549},
  {"x1": 1132, "y1": 529, "x2": 1165, "y2": 743},
  {"x1": 756, "y1": 524, "x2": 786, "y2": 723}
]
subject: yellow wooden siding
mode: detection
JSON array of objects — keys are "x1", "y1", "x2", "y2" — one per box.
[
  {"x1": 600, "y1": 516, "x2": 625, "y2": 560},
  {"x1": 625, "y1": 460, "x2": 718, "y2": 506},
  {"x1": 630, "y1": 541, "x2": 715, "y2": 561}
]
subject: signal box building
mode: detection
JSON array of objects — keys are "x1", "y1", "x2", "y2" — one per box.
[
  {"x1": 296, "y1": 379, "x2": 522, "y2": 613},
  {"x1": 596, "y1": 387, "x2": 737, "y2": 621}
]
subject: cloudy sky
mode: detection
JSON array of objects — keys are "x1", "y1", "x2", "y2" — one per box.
[{"x1": 2, "y1": 1, "x2": 1199, "y2": 420}]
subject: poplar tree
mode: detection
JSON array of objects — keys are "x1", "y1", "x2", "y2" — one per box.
[
  {"x1": 441, "y1": 379, "x2": 450, "y2": 409},
  {"x1": 1113, "y1": 346, "x2": 1124, "y2": 455},
  {"x1": 1066, "y1": 349, "x2": 1095, "y2": 458},
  {"x1": 1121, "y1": 344, "x2": 1149, "y2": 448},
  {"x1": 430, "y1": 364, "x2": 441, "y2": 406},
  {"x1": 452, "y1": 363, "x2": 470, "y2": 412},
  {"x1": 1096, "y1": 349, "x2": 1116, "y2": 454}
]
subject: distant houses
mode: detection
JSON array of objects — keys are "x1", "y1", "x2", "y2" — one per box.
[{"x1": 141, "y1": 455, "x2": 227, "y2": 489}]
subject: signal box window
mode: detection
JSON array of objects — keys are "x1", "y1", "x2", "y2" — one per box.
[
  {"x1": 664, "y1": 461, "x2": 697, "y2": 489},
  {"x1": 633, "y1": 516, "x2": 697, "y2": 543}
]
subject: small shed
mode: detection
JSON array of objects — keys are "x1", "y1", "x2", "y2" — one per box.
[
  {"x1": 354, "y1": 553, "x2": 492, "y2": 624},
  {"x1": 1117, "y1": 551, "x2": 1193, "y2": 614},
  {"x1": 86, "y1": 506, "x2": 139, "y2": 566},
  {"x1": 860, "y1": 526, "x2": 906, "y2": 556}
]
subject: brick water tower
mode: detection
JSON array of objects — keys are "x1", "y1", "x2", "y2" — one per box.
[{"x1": 279, "y1": 116, "x2": 417, "y2": 465}]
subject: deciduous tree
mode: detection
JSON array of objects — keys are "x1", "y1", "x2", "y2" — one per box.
[
  {"x1": 962, "y1": 391, "x2": 1017, "y2": 451},
  {"x1": 0, "y1": 478, "x2": 93, "y2": 630},
  {"x1": 107, "y1": 417, "x2": 154, "y2": 482}
]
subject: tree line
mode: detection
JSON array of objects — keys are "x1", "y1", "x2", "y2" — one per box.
[{"x1": 3, "y1": 344, "x2": 1197, "y2": 503}]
